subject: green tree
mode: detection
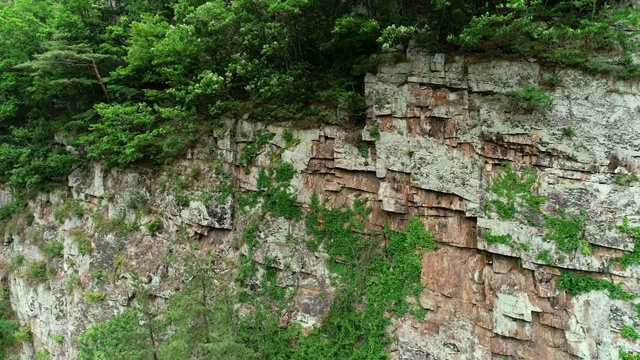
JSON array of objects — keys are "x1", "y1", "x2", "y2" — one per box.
[
  {"x1": 77, "y1": 103, "x2": 195, "y2": 168},
  {"x1": 77, "y1": 306, "x2": 162, "y2": 360},
  {"x1": 0, "y1": 0, "x2": 108, "y2": 189},
  {"x1": 0, "y1": 299, "x2": 18, "y2": 356},
  {"x1": 161, "y1": 252, "x2": 254, "y2": 360},
  {"x1": 449, "y1": 0, "x2": 640, "y2": 76}
]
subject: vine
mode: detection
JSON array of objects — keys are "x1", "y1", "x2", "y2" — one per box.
[
  {"x1": 484, "y1": 163, "x2": 545, "y2": 222},
  {"x1": 239, "y1": 132, "x2": 276, "y2": 172},
  {"x1": 542, "y1": 210, "x2": 588, "y2": 254},
  {"x1": 294, "y1": 193, "x2": 435, "y2": 358},
  {"x1": 556, "y1": 272, "x2": 635, "y2": 301},
  {"x1": 483, "y1": 163, "x2": 590, "y2": 258},
  {"x1": 611, "y1": 217, "x2": 640, "y2": 269}
]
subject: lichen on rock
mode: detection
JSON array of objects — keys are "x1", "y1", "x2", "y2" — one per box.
[{"x1": 1, "y1": 47, "x2": 640, "y2": 359}]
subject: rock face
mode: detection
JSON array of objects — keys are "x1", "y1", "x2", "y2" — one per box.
[{"x1": 1, "y1": 48, "x2": 640, "y2": 359}]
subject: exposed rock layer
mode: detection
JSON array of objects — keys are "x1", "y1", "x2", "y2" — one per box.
[{"x1": 1, "y1": 49, "x2": 640, "y2": 359}]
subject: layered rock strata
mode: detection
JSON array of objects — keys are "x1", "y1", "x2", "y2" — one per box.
[{"x1": 1, "y1": 48, "x2": 640, "y2": 359}]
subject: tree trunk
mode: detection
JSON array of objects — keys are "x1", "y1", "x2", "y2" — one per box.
[
  {"x1": 147, "y1": 319, "x2": 159, "y2": 360},
  {"x1": 91, "y1": 58, "x2": 111, "y2": 103}
]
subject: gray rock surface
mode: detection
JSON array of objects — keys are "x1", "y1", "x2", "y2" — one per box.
[{"x1": 1, "y1": 47, "x2": 640, "y2": 359}]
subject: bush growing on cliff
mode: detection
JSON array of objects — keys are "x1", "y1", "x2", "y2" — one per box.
[
  {"x1": 12, "y1": 326, "x2": 30, "y2": 342},
  {"x1": 34, "y1": 350, "x2": 50, "y2": 360},
  {"x1": 41, "y1": 241, "x2": 64, "y2": 259},
  {"x1": 26, "y1": 262, "x2": 47, "y2": 282},
  {"x1": 556, "y1": 271, "x2": 635, "y2": 300},
  {"x1": 8, "y1": 255, "x2": 24, "y2": 273},
  {"x1": 146, "y1": 217, "x2": 164, "y2": 236},
  {"x1": 511, "y1": 85, "x2": 554, "y2": 112},
  {"x1": 614, "y1": 173, "x2": 639, "y2": 186},
  {"x1": 0, "y1": 301, "x2": 17, "y2": 353},
  {"x1": 77, "y1": 104, "x2": 197, "y2": 169}
]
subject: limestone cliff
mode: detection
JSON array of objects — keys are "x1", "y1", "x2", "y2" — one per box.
[{"x1": 2, "y1": 48, "x2": 640, "y2": 359}]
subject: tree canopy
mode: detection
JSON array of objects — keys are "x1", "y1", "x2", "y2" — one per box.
[{"x1": 0, "y1": 0, "x2": 638, "y2": 190}]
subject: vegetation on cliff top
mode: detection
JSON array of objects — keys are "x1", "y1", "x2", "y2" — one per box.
[{"x1": 0, "y1": 0, "x2": 637, "y2": 192}]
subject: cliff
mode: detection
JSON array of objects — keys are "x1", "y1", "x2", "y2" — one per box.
[{"x1": 2, "y1": 48, "x2": 640, "y2": 359}]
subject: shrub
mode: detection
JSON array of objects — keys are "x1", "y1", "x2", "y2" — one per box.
[
  {"x1": 0, "y1": 200, "x2": 27, "y2": 223},
  {"x1": 13, "y1": 326, "x2": 31, "y2": 341},
  {"x1": 27, "y1": 262, "x2": 47, "y2": 281},
  {"x1": 282, "y1": 129, "x2": 296, "y2": 148},
  {"x1": 556, "y1": 271, "x2": 635, "y2": 300},
  {"x1": 71, "y1": 201, "x2": 85, "y2": 218},
  {"x1": 614, "y1": 174, "x2": 639, "y2": 186},
  {"x1": 368, "y1": 124, "x2": 380, "y2": 140},
  {"x1": 174, "y1": 193, "x2": 190, "y2": 207},
  {"x1": 90, "y1": 269, "x2": 107, "y2": 281},
  {"x1": 543, "y1": 209, "x2": 586, "y2": 254},
  {"x1": 127, "y1": 190, "x2": 148, "y2": 212},
  {"x1": 34, "y1": 350, "x2": 50, "y2": 360},
  {"x1": 621, "y1": 349, "x2": 640, "y2": 360},
  {"x1": 41, "y1": 241, "x2": 64, "y2": 259},
  {"x1": 448, "y1": 1, "x2": 640, "y2": 79},
  {"x1": 147, "y1": 217, "x2": 163, "y2": 236},
  {"x1": 189, "y1": 166, "x2": 201, "y2": 181},
  {"x1": 53, "y1": 206, "x2": 66, "y2": 224},
  {"x1": 9, "y1": 254, "x2": 24, "y2": 272},
  {"x1": 84, "y1": 291, "x2": 105, "y2": 303},
  {"x1": 622, "y1": 325, "x2": 640, "y2": 339},
  {"x1": 113, "y1": 256, "x2": 124, "y2": 272},
  {"x1": 511, "y1": 86, "x2": 554, "y2": 111},
  {"x1": 563, "y1": 126, "x2": 576, "y2": 138},
  {"x1": 378, "y1": 24, "x2": 423, "y2": 52},
  {"x1": 536, "y1": 250, "x2": 553, "y2": 266},
  {"x1": 71, "y1": 233, "x2": 91, "y2": 255},
  {"x1": 0, "y1": 304, "x2": 18, "y2": 351},
  {"x1": 65, "y1": 273, "x2": 81, "y2": 294},
  {"x1": 0, "y1": 137, "x2": 79, "y2": 190}
]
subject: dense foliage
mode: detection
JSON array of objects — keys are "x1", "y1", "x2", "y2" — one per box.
[
  {"x1": 0, "y1": 290, "x2": 18, "y2": 359},
  {"x1": 0, "y1": 0, "x2": 638, "y2": 191}
]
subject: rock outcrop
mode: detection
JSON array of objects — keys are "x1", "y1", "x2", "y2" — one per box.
[{"x1": 1, "y1": 48, "x2": 640, "y2": 359}]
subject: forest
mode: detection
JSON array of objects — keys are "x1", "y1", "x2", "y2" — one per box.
[
  {"x1": 0, "y1": 0, "x2": 638, "y2": 193},
  {"x1": 0, "y1": 0, "x2": 639, "y2": 359}
]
